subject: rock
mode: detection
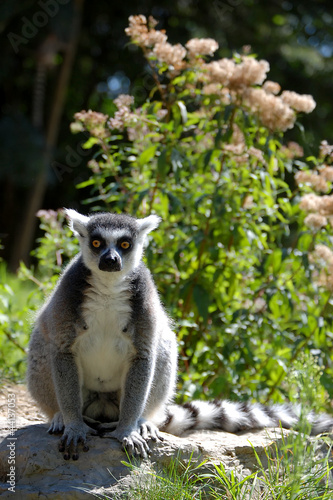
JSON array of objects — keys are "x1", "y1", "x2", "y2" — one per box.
[{"x1": 0, "y1": 417, "x2": 291, "y2": 499}]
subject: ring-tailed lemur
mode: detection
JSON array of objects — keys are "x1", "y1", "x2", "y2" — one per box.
[{"x1": 27, "y1": 209, "x2": 333, "y2": 460}]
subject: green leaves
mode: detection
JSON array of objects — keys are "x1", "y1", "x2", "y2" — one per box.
[
  {"x1": 193, "y1": 285, "x2": 211, "y2": 322},
  {"x1": 157, "y1": 148, "x2": 169, "y2": 180},
  {"x1": 138, "y1": 145, "x2": 157, "y2": 167},
  {"x1": 82, "y1": 137, "x2": 100, "y2": 149}
]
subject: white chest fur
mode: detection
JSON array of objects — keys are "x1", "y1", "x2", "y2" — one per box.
[{"x1": 73, "y1": 274, "x2": 135, "y2": 393}]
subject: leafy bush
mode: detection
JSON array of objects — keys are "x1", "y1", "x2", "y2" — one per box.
[
  {"x1": 67, "y1": 15, "x2": 333, "y2": 407},
  {"x1": 0, "y1": 264, "x2": 38, "y2": 381}
]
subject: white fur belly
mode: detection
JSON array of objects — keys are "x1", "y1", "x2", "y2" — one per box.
[{"x1": 73, "y1": 280, "x2": 134, "y2": 393}]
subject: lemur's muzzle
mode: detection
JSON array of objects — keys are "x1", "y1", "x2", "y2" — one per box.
[{"x1": 99, "y1": 249, "x2": 122, "y2": 272}]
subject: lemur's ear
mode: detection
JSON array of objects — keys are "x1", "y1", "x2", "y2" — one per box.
[
  {"x1": 137, "y1": 215, "x2": 161, "y2": 238},
  {"x1": 64, "y1": 209, "x2": 90, "y2": 237}
]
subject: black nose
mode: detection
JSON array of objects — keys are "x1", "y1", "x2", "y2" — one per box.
[
  {"x1": 104, "y1": 254, "x2": 117, "y2": 264},
  {"x1": 99, "y1": 250, "x2": 122, "y2": 272}
]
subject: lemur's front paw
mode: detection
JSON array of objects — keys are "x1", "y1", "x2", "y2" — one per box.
[
  {"x1": 59, "y1": 421, "x2": 98, "y2": 460},
  {"x1": 139, "y1": 420, "x2": 163, "y2": 442},
  {"x1": 48, "y1": 412, "x2": 64, "y2": 434},
  {"x1": 109, "y1": 427, "x2": 151, "y2": 458}
]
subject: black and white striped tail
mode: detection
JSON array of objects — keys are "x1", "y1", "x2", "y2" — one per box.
[{"x1": 161, "y1": 400, "x2": 333, "y2": 436}]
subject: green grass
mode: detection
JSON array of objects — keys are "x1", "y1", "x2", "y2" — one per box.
[
  {"x1": 117, "y1": 453, "x2": 210, "y2": 500},
  {"x1": 110, "y1": 430, "x2": 333, "y2": 500}
]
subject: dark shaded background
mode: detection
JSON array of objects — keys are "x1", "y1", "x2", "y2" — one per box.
[{"x1": 0, "y1": 0, "x2": 332, "y2": 270}]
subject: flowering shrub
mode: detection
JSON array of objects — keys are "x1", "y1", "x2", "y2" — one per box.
[
  {"x1": 296, "y1": 142, "x2": 333, "y2": 294},
  {"x1": 55, "y1": 16, "x2": 333, "y2": 405}
]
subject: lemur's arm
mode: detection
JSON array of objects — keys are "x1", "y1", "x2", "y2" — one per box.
[
  {"x1": 47, "y1": 259, "x2": 95, "y2": 460},
  {"x1": 111, "y1": 354, "x2": 156, "y2": 456},
  {"x1": 50, "y1": 349, "x2": 94, "y2": 459},
  {"x1": 51, "y1": 350, "x2": 83, "y2": 424},
  {"x1": 118, "y1": 355, "x2": 155, "y2": 430}
]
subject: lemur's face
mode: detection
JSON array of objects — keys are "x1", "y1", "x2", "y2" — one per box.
[
  {"x1": 65, "y1": 210, "x2": 161, "y2": 275},
  {"x1": 88, "y1": 224, "x2": 137, "y2": 273}
]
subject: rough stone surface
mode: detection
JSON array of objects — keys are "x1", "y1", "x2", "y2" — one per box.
[{"x1": 0, "y1": 416, "x2": 292, "y2": 499}]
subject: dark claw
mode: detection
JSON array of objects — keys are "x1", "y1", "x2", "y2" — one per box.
[
  {"x1": 48, "y1": 426, "x2": 62, "y2": 435},
  {"x1": 56, "y1": 421, "x2": 95, "y2": 460}
]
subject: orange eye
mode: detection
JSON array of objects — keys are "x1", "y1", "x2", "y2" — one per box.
[
  {"x1": 120, "y1": 241, "x2": 130, "y2": 250},
  {"x1": 92, "y1": 240, "x2": 101, "y2": 248}
]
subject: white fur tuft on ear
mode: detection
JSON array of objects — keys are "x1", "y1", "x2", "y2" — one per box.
[
  {"x1": 137, "y1": 214, "x2": 161, "y2": 237},
  {"x1": 64, "y1": 208, "x2": 90, "y2": 237}
]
